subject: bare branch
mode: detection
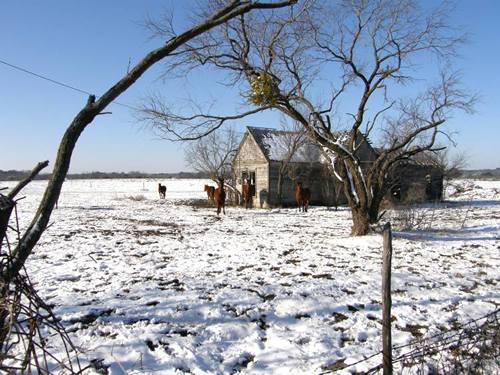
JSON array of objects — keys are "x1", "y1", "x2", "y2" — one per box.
[
  {"x1": 7, "y1": 161, "x2": 49, "y2": 200},
  {"x1": 139, "y1": 94, "x2": 273, "y2": 141}
]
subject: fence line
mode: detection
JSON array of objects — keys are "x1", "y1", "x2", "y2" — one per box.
[{"x1": 319, "y1": 308, "x2": 499, "y2": 374}]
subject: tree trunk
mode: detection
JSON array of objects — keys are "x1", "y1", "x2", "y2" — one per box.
[
  {"x1": 351, "y1": 207, "x2": 371, "y2": 236},
  {"x1": 368, "y1": 199, "x2": 382, "y2": 224},
  {"x1": 368, "y1": 184, "x2": 388, "y2": 224}
]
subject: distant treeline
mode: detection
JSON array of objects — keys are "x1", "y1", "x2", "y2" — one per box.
[
  {"x1": 459, "y1": 168, "x2": 500, "y2": 180},
  {"x1": 0, "y1": 170, "x2": 209, "y2": 181}
]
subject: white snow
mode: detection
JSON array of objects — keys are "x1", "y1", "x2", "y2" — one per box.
[{"x1": 1, "y1": 178, "x2": 499, "y2": 374}]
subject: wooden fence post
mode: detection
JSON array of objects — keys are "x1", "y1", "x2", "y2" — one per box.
[{"x1": 382, "y1": 222, "x2": 393, "y2": 374}]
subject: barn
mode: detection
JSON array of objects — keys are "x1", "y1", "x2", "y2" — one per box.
[{"x1": 232, "y1": 126, "x2": 444, "y2": 208}]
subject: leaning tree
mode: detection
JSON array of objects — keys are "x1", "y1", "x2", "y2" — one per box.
[
  {"x1": 0, "y1": 1, "x2": 297, "y2": 371},
  {"x1": 140, "y1": 0, "x2": 476, "y2": 235}
]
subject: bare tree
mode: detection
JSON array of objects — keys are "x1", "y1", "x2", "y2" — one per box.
[
  {"x1": 184, "y1": 125, "x2": 242, "y2": 200},
  {"x1": 140, "y1": 0, "x2": 476, "y2": 235},
  {"x1": 0, "y1": 0, "x2": 297, "y2": 366},
  {"x1": 415, "y1": 148, "x2": 468, "y2": 181}
]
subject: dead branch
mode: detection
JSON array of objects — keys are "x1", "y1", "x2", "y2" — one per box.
[{"x1": 7, "y1": 161, "x2": 49, "y2": 200}]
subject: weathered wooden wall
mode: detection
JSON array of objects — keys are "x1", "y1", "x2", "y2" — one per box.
[
  {"x1": 388, "y1": 164, "x2": 444, "y2": 204},
  {"x1": 232, "y1": 129, "x2": 444, "y2": 209},
  {"x1": 267, "y1": 162, "x2": 329, "y2": 206},
  {"x1": 233, "y1": 132, "x2": 347, "y2": 208},
  {"x1": 232, "y1": 133, "x2": 270, "y2": 207}
]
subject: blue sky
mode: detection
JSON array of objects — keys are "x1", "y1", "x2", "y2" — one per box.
[{"x1": 1, "y1": 1, "x2": 499, "y2": 173}]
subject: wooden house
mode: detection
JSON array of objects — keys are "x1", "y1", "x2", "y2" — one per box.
[
  {"x1": 232, "y1": 126, "x2": 444, "y2": 208},
  {"x1": 231, "y1": 127, "x2": 376, "y2": 207}
]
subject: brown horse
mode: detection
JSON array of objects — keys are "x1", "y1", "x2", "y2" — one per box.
[
  {"x1": 204, "y1": 184, "x2": 216, "y2": 204},
  {"x1": 295, "y1": 182, "x2": 311, "y2": 212},
  {"x1": 158, "y1": 183, "x2": 167, "y2": 199},
  {"x1": 242, "y1": 182, "x2": 255, "y2": 209},
  {"x1": 214, "y1": 179, "x2": 226, "y2": 215}
]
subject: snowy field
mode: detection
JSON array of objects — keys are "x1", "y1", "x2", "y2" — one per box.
[{"x1": 3, "y1": 178, "x2": 499, "y2": 374}]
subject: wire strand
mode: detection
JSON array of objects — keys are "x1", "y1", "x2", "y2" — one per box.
[{"x1": 0, "y1": 58, "x2": 139, "y2": 111}]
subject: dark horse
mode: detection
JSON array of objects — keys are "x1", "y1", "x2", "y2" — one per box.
[
  {"x1": 295, "y1": 182, "x2": 311, "y2": 212},
  {"x1": 158, "y1": 183, "x2": 167, "y2": 199},
  {"x1": 214, "y1": 179, "x2": 226, "y2": 215},
  {"x1": 242, "y1": 181, "x2": 255, "y2": 209},
  {"x1": 204, "y1": 184, "x2": 216, "y2": 204}
]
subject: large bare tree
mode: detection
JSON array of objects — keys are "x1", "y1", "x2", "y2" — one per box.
[{"x1": 140, "y1": 0, "x2": 476, "y2": 235}]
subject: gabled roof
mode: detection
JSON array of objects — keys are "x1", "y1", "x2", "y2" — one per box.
[{"x1": 247, "y1": 126, "x2": 322, "y2": 163}]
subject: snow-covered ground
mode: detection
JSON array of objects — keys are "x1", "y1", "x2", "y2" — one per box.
[{"x1": 2, "y1": 178, "x2": 499, "y2": 374}]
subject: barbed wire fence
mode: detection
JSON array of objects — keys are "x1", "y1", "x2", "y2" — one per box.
[
  {"x1": 321, "y1": 222, "x2": 498, "y2": 375},
  {"x1": 392, "y1": 308, "x2": 499, "y2": 374},
  {"x1": 0, "y1": 194, "x2": 86, "y2": 374},
  {"x1": 320, "y1": 304, "x2": 499, "y2": 374}
]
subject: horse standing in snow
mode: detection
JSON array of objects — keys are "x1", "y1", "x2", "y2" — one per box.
[
  {"x1": 204, "y1": 184, "x2": 216, "y2": 205},
  {"x1": 295, "y1": 182, "x2": 311, "y2": 213},
  {"x1": 158, "y1": 183, "x2": 167, "y2": 199},
  {"x1": 214, "y1": 179, "x2": 226, "y2": 216},
  {"x1": 242, "y1": 180, "x2": 254, "y2": 209}
]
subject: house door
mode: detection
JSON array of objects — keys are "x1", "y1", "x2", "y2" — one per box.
[
  {"x1": 242, "y1": 171, "x2": 257, "y2": 197},
  {"x1": 249, "y1": 171, "x2": 256, "y2": 196}
]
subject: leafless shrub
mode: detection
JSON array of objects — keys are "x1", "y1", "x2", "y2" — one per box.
[
  {"x1": 390, "y1": 206, "x2": 433, "y2": 231},
  {"x1": 1, "y1": 204, "x2": 85, "y2": 374},
  {"x1": 0, "y1": 273, "x2": 85, "y2": 374},
  {"x1": 395, "y1": 309, "x2": 500, "y2": 374}
]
